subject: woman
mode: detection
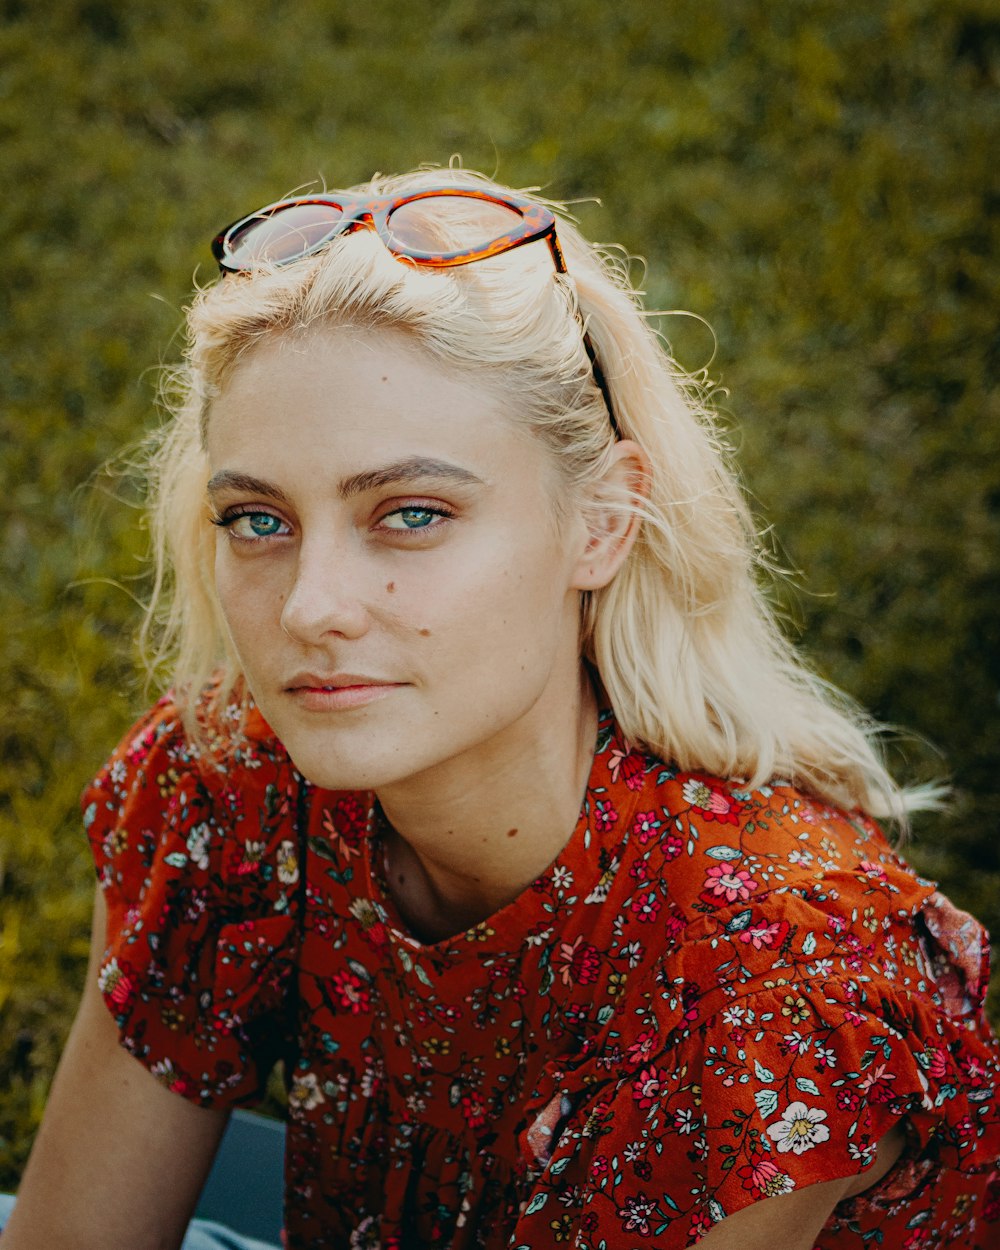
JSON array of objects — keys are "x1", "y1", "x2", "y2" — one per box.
[{"x1": 4, "y1": 168, "x2": 998, "y2": 1249}]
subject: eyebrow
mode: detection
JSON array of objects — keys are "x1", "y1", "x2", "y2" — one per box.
[
  {"x1": 206, "y1": 470, "x2": 292, "y2": 504},
  {"x1": 206, "y1": 457, "x2": 487, "y2": 503}
]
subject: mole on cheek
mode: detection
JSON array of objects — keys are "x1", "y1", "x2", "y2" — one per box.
[
  {"x1": 418, "y1": 628, "x2": 431, "y2": 637},
  {"x1": 386, "y1": 582, "x2": 395, "y2": 593},
  {"x1": 507, "y1": 828, "x2": 519, "y2": 838}
]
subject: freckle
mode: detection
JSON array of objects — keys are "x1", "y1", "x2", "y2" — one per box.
[
  {"x1": 386, "y1": 582, "x2": 395, "y2": 593},
  {"x1": 381, "y1": 375, "x2": 388, "y2": 382},
  {"x1": 397, "y1": 874, "x2": 406, "y2": 885},
  {"x1": 507, "y1": 828, "x2": 519, "y2": 838},
  {"x1": 418, "y1": 628, "x2": 431, "y2": 636}
]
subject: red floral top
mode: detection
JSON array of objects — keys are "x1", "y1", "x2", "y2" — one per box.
[{"x1": 84, "y1": 695, "x2": 1000, "y2": 1249}]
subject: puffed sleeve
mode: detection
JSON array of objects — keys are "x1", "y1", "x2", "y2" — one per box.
[
  {"x1": 510, "y1": 884, "x2": 1000, "y2": 1248},
  {"x1": 82, "y1": 693, "x2": 304, "y2": 1108}
]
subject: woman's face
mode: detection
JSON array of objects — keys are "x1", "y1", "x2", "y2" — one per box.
[{"x1": 206, "y1": 326, "x2": 596, "y2": 792}]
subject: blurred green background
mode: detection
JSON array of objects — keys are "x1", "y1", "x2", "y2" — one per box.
[{"x1": 1, "y1": 0, "x2": 998, "y2": 1187}]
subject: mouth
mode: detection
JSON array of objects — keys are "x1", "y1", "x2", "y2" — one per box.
[
  {"x1": 286, "y1": 673, "x2": 395, "y2": 691},
  {"x1": 285, "y1": 673, "x2": 403, "y2": 711}
]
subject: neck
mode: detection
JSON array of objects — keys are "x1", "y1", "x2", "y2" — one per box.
[{"x1": 375, "y1": 671, "x2": 599, "y2": 942}]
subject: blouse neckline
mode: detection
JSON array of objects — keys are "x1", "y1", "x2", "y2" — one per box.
[{"x1": 361, "y1": 708, "x2": 629, "y2": 960}]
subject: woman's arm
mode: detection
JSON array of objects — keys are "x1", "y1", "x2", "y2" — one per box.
[
  {"x1": 690, "y1": 1124, "x2": 906, "y2": 1250},
  {"x1": 3, "y1": 886, "x2": 230, "y2": 1250}
]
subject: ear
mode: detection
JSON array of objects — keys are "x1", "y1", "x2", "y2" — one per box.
[{"x1": 570, "y1": 439, "x2": 651, "y2": 591}]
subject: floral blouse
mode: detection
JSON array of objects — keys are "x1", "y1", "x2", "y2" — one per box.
[{"x1": 84, "y1": 694, "x2": 1000, "y2": 1248}]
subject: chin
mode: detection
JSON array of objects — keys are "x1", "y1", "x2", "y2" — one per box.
[{"x1": 266, "y1": 717, "x2": 430, "y2": 793}]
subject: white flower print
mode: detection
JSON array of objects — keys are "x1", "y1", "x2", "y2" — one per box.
[
  {"x1": 551, "y1": 865, "x2": 574, "y2": 890},
  {"x1": 185, "y1": 823, "x2": 212, "y2": 870},
  {"x1": 674, "y1": 1107, "x2": 700, "y2": 1135},
  {"x1": 289, "y1": 1071, "x2": 326, "y2": 1112},
  {"x1": 765, "y1": 1101, "x2": 830, "y2": 1154},
  {"x1": 348, "y1": 1215, "x2": 381, "y2": 1249},
  {"x1": 277, "y1": 839, "x2": 300, "y2": 884},
  {"x1": 150, "y1": 1058, "x2": 180, "y2": 1087},
  {"x1": 682, "y1": 778, "x2": 713, "y2": 808}
]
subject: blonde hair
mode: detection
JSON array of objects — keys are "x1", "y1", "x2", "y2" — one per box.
[{"x1": 144, "y1": 165, "x2": 920, "y2": 821}]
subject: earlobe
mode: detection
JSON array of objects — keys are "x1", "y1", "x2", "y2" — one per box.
[{"x1": 572, "y1": 439, "x2": 651, "y2": 591}]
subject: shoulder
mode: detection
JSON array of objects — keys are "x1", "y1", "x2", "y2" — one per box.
[
  {"x1": 83, "y1": 686, "x2": 289, "y2": 820},
  {"x1": 83, "y1": 688, "x2": 297, "y2": 907},
  {"x1": 617, "y1": 752, "x2": 929, "y2": 931},
  {"x1": 581, "y1": 744, "x2": 946, "y2": 1037}
]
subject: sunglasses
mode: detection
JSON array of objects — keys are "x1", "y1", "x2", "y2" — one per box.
[{"x1": 211, "y1": 186, "x2": 618, "y2": 432}]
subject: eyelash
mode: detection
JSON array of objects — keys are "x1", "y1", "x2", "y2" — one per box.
[
  {"x1": 211, "y1": 507, "x2": 291, "y2": 544},
  {"x1": 375, "y1": 503, "x2": 454, "y2": 533},
  {"x1": 211, "y1": 502, "x2": 454, "y2": 545}
]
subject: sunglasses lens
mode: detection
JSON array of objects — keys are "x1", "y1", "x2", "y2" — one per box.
[
  {"x1": 386, "y1": 196, "x2": 524, "y2": 256},
  {"x1": 225, "y1": 203, "x2": 346, "y2": 267}
]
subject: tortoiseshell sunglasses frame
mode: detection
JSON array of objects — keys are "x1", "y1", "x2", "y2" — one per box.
[{"x1": 211, "y1": 186, "x2": 568, "y2": 274}]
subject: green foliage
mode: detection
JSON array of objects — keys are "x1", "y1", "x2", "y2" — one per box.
[{"x1": 2, "y1": 0, "x2": 998, "y2": 1187}]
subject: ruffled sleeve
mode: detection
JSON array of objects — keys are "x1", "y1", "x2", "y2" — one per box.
[
  {"x1": 82, "y1": 693, "x2": 304, "y2": 1108},
  {"x1": 509, "y1": 878, "x2": 1000, "y2": 1247}
]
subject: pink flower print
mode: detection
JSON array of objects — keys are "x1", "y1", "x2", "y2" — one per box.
[
  {"x1": 594, "y1": 799, "x2": 618, "y2": 832},
  {"x1": 858, "y1": 1062, "x2": 897, "y2": 1103},
  {"x1": 556, "y1": 936, "x2": 601, "y2": 986},
  {"x1": 323, "y1": 797, "x2": 369, "y2": 858},
  {"x1": 98, "y1": 957, "x2": 136, "y2": 1008},
  {"x1": 632, "y1": 810, "x2": 661, "y2": 845},
  {"x1": 737, "y1": 1155, "x2": 796, "y2": 1199},
  {"x1": 218, "y1": 783, "x2": 246, "y2": 820},
  {"x1": 626, "y1": 1030, "x2": 657, "y2": 1066},
  {"x1": 632, "y1": 1064, "x2": 664, "y2": 1109},
  {"x1": 960, "y1": 1053, "x2": 991, "y2": 1087},
  {"x1": 330, "y1": 969, "x2": 371, "y2": 1015},
  {"x1": 608, "y1": 748, "x2": 646, "y2": 790},
  {"x1": 349, "y1": 898, "x2": 390, "y2": 950},
  {"x1": 461, "y1": 1092, "x2": 489, "y2": 1129},
  {"x1": 738, "y1": 919, "x2": 789, "y2": 950},
  {"x1": 630, "y1": 889, "x2": 662, "y2": 923},
  {"x1": 125, "y1": 724, "x2": 156, "y2": 765},
  {"x1": 703, "y1": 863, "x2": 758, "y2": 903},
  {"x1": 858, "y1": 859, "x2": 888, "y2": 883},
  {"x1": 590, "y1": 1155, "x2": 609, "y2": 1178},
  {"x1": 228, "y1": 839, "x2": 264, "y2": 876},
  {"x1": 663, "y1": 913, "x2": 685, "y2": 941},
  {"x1": 836, "y1": 1087, "x2": 860, "y2": 1111},
  {"x1": 617, "y1": 1194, "x2": 657, "y2": 1235},
  {"x1": 903, "y1": 1230, "x2": 933, "y2": 1249},
  {"x1": 682, "y1": 776, "x2": 744, "y2": 825},
  {"x1": 663, "y1": 832, "x2": 683, "y2": 861}
]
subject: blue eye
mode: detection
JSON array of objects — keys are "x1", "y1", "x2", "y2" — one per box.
[
  {"x1": 220, "y1": 511, "x2": 287, "y2": 540},
  {"x1": 382, "y1": 508, "x2": 439, "y2": 530}
]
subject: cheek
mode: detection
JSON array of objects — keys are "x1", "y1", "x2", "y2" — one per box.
[
  {"x1": 414, "y1": 542, "x2": 573, "y2": 657},
  {"x1": 213, "y1": 546, "x2": 283, "y2": 647}
]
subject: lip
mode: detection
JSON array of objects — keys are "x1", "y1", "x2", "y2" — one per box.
[{"x1": 285, "y1": 673, "x2": 403, "y2": 712}]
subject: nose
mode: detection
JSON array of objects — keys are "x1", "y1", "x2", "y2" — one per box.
[{"x1": 279, "y1": 537, "x2": 371, "y2": 643}]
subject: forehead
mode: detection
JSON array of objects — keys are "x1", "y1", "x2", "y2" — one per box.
[{"x1": 205, "y1": 326, "x2": 551, "y2": 487}]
